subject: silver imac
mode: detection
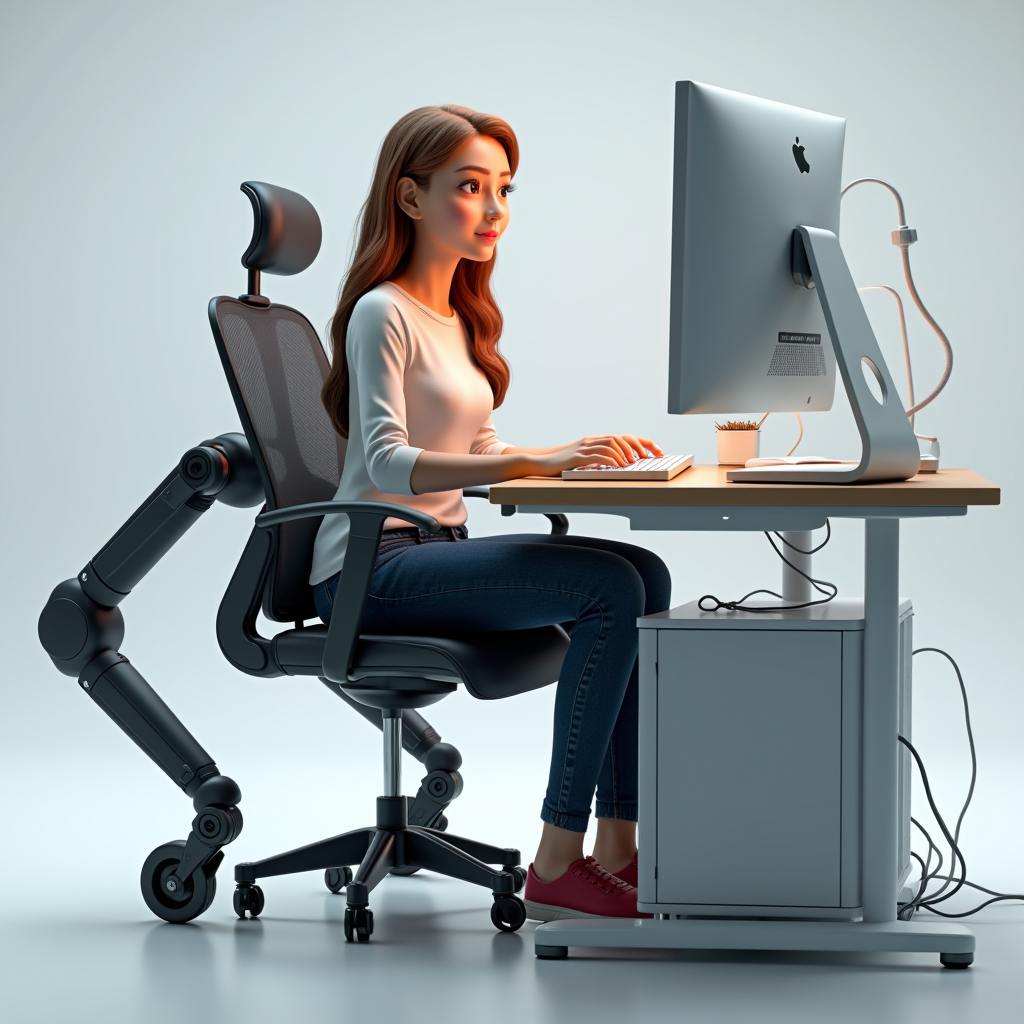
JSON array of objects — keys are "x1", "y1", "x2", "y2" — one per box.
[{"x1": 667, "y1": 82, "x2": 921, "y2": 484}]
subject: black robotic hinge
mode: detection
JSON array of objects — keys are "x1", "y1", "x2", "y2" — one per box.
[
  {"x1": 408, "y1": 770, "x2": 463, "y2": 827},
  {"x1": 78, "y1": 567, "x2": 126, "y2": 609},
  {"x1": 80, "y1": 650, "x2": 127, "y2": 690},
  {"x1": 163, "y1": 803, "x2": 243, "y2": 895},
  {"x1": 162, "y1": 475, "x2": 199, "y2": 510}
]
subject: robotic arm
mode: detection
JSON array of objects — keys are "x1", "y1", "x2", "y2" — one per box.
[{"x1": 37, "y1": 432, "x2": 261, "y2": 921}]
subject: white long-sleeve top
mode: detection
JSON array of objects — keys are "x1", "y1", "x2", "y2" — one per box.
[{"x1": 310, "y1": 282, "x2": 510, "y2": 585}]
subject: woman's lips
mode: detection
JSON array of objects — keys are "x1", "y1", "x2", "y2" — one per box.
[{"x1": 476, "y1": 231, "x2": 499, "y2": 241}]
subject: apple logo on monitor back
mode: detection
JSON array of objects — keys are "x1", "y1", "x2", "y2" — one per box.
[{"x1": 792, "y1": 137, "x2": 810, "y2": 173}]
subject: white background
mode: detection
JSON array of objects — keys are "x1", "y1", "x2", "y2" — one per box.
[{"x1": 2, "y1": 0, "x2": 1022, "y2": 916}]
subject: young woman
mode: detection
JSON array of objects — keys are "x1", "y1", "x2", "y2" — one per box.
[{"x1": 312, "y1": 104, "x2": 671, "y2": 921}]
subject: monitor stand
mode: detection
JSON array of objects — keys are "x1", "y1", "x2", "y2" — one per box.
[{"x1": 728, "y1": 225, "x2": 921, "y2": 485}]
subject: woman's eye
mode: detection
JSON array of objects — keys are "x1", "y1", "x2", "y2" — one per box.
[
  {"x1": 458, "y1": 180, "x2": 480, "y2": 194},
  {"x1": 499, "y1": 184, "x2": 514, "y2": 198}
]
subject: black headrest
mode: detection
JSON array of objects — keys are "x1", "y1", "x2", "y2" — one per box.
[{"x1": 240, "y1": 181, "x2": 322, "y2": 276}]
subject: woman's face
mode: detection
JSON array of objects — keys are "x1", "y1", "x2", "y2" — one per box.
[{"x1": 398, "y1": 134, "x2": 513, "y2": 262}]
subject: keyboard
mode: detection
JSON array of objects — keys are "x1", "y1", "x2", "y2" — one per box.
[{"x1": 562, "y1": 454, "x2": 694, "y2": 480}]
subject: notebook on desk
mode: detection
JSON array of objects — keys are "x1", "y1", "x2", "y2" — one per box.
[{"x1": 743, "y1": 456, "x2": 845, "y2": 467}]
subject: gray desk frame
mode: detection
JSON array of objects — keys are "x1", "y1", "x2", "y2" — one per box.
[{"x1": 498, "y1": 498, "x2": 975, "y2": 964}]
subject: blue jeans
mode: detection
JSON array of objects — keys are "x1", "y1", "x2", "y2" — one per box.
[{"x1": 314, "y1": 530, "x2": 671, "y2": 833}]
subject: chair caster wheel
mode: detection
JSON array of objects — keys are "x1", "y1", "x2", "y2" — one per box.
[
  {"x1": 390, "y1": 865, "x2": 421, "y2": 876},
  {"x1": 325, "y1": 867, "x2": 353, "y2": 894},
  {"x1": 141, "y1": 840, "x2": 217, "y2": 924},
  {"x1": 345, "y1": 906, "x2": 374, "y2": 943},
  {"x1": 490, "y1": 894, "x2": 527, "y2": 933},
  {"x1": 233, "y1": 883, "x2": 264, "y2": 919},
  {"x1": 508, "y1": 866, "x2": 527, "y2": 892},
  {"x1": 940, "y1": 952, "x2": 973, "y2": 969}
]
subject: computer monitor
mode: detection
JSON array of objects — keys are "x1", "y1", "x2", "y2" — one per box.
[
  {"x1": 667, "y1": 81, "x2": 921, "y2": 484},
  {"x1": 668, "y1": 81, "x2": 846, "y2": 415}
]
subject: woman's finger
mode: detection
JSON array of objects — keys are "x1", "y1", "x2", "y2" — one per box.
[
  {"x1": 598, "y1": 436, "x2": 637, "y2": 464},
  {"x1": 619, "y1": 435, "x2": 650, "y2": 460},
  {"x1": 636, "y1": 435, "x2": 664, "y2": 457},
  {"x1": 588, "y1": 440, "x2": 629, "y2": 465},
  {"x1": 597, "y1": 437, "x2": 630, "y2": 464},
  {"x1": 580, "y1": 445, "x2": 624, "y2": 465},
  {"x1": 615, "y1": 436, "x2": 642, "y2": 462}
]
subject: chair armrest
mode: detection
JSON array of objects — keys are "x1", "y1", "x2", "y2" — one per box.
[
  {"x1": 462, "y1": 488, "x2": 490, "y2": 500},
  {"x1": 256, "y1": 500, "x2": 439, "y2": 533},
  {"x1": 255, "y1": 500, "x2": 437, "y2": 685}
]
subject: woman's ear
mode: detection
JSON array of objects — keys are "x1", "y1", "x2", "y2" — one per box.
[{"x1": 395, "y1": 177, "x2": 423, "y2": 220}]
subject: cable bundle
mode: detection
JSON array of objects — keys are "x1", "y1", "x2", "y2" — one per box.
[
  {"x1": 899, "y1": 648, "x2": 1024, "y2": 919},
  {"x1": 698, "y1": 521, "x2": 838, "y2": 613}
]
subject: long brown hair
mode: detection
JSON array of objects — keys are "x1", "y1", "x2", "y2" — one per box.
[{"x1": 322, "y1": 105, "x2": 518, "y2": 438}]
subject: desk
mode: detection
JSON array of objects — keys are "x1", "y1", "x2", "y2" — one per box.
[{"x1": 489, "y1": 468, "x2": 1000, "y2": 965}]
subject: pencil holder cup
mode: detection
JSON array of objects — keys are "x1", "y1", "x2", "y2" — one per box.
[{"x1": 717, "y1": 429, "x2": 760, "y2": 466}]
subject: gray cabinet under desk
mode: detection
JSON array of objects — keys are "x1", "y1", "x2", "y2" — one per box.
[{"x1": 637, "y1": 598, "x2": 913, "y2": 919}]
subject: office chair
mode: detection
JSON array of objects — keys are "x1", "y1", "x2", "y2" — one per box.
[{"x1": 38, "y1": 181, "x2": 570, "y2": 940}]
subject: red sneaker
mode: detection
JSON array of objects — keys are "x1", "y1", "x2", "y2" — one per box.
[
  {"x1": 524, "y1": 856, "x2": 651, "y2": 922},
  {"x1": 601, "y1": 852, "x2": 638, "y2": 889}
]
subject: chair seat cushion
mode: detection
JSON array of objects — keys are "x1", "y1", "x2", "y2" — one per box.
[{"x1": 272, "y1": 624, "x2": 569, "y2": 700}]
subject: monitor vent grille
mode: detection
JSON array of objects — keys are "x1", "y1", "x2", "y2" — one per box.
[{"x1": 767, "y1": 343, "x2": 826, "y2": 377}]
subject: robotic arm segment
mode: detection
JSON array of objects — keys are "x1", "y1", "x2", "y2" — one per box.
[{"x1": 83, "y1": 433, "x2": 262, "y2": 605}]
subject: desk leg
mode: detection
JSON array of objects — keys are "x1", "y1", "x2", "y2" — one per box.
[
  {"x1": 862, "y1": 518, "x2": 900, "y2": 922},
  {"x1": 780, "y1": 530, "x2": 813, "y2": 603}
]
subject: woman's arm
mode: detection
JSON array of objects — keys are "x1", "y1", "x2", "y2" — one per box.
[{"x1": 409, "y1": 434, "x2": 664, "y2": 494}]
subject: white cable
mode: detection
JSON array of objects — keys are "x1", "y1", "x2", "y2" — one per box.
[
  {"x1": 898, "y1": 246, "x2": 953, "y2": 417},
  {"x1": 859, "y1": 285, "x2": 915, "y2": 428},
  {"x1": 842, "y1": 177, "x2": 953, "y2": 418},
  {"x1": 786, "y1": 412, "x2": 803, "y2": 457}
]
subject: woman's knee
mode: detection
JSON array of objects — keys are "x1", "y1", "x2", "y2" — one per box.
[
  {"x1": 575, "y1": 537, "x2": 672, "y2": 615},
  {"x1": 585, "y1": 552, "x2": 646, "y2": 623},
  {"x1": 613, "y1": 544, "x2": 671, "y2": 614}
]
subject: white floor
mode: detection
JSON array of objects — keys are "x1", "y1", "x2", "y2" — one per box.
[
  {"x1": 4, "y1": 870, "x2": 1024, "y2": 1024},
  {"x1": 4, "y1": 750, "x2": 1024, "y2": 1024}
]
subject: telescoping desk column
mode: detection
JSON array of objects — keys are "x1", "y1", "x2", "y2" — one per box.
[{"x1": 489, "y1": 466, "x2": 1000, "y2": 966}]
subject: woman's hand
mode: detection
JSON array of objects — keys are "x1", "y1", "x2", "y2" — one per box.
[{"x1": 525, "y1": 434, "x2": 664, "y2": 477}]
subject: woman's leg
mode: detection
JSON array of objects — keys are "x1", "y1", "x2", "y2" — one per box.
[{"x1": 473, "y1": 534, "x2": 672, "y2": 875}]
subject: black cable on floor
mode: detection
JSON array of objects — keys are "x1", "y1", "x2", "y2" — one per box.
[
  {"x1": 898, "y1": 733, "x2": 967, "y2": 908},
  {"x1": 898, "y1": 647, "x2": 1024, "y2": 918}
]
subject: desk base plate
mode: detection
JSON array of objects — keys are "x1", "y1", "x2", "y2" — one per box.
[{"x1": 533, "y1": 917, "x2": 975, "y2": 966}]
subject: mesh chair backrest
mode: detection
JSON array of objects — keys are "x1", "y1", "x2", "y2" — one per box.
[{"x1": 209, "y1": 297, "x2": 345, "y2": 622}]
